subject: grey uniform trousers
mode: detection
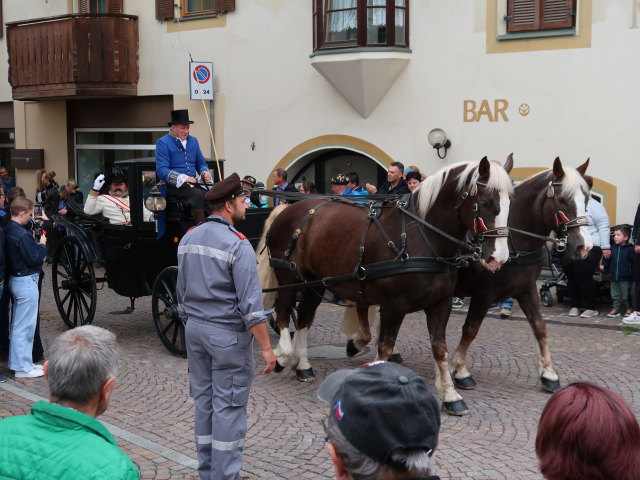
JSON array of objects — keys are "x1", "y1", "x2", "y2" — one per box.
[{"x1": 186, "y1": 318, "x2": 255, "y2": 480}]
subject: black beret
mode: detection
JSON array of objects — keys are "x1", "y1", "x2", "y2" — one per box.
[{"x1": 204, "y1": 173, "x2": 246, "y2": 203}]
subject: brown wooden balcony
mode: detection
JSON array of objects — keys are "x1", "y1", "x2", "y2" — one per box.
[{"x1": 6, "y1": 14, "x2": 139, "y2": 100}]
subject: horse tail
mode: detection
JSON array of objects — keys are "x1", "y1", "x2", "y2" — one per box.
[
  {"x1": 257, "y1": 204, "x2": 289, "y2": 309},
  {"x1": 341, "y1": 302, "x2": 376, "y2": 338}
]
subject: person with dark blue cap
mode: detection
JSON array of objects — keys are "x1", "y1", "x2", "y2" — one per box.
[
  {"x1": 177, "y1": 173, "x2": 276, "y2": 480},
  {"x1": 318, "y1": 361, "x2": 442, "y2": 480},
  {"x1": 156, "y1": 109, "x2": 212, "y2": 224}
]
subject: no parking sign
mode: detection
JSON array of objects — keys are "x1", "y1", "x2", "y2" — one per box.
[{"x1": 189, "y1": 62, "x2": 213, "y2": 100}]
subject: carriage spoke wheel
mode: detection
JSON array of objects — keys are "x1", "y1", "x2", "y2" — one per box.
[
  {"x1": 152, "y1": 267, "x2": 186, "y2": 357},
  {"x1": 52, "y1": 236, "x2": 97, "y2": 329}
]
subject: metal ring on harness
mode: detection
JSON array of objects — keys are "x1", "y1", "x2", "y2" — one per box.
[
  {"x1": 400, "y1": 252, "x2": 409, "y2": 261},
  {"x1": 322, "y1": 277, "x2": 332, "y2": 287},
  {"x1": 471, "y1": 246, "x2": 482, "y2": 261},
  {"x1": 555, "y1": 238, "x2": 567, "y2": 252},
  {"x1": 356, "y1": 265, "x2": 367, "y2": 280}
]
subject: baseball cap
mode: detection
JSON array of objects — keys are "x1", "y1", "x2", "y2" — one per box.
[{"x1": 317, "y1": 361, "x2": 440, "y2": 467}]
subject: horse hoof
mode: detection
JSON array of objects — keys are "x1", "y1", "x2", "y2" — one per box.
[
  {"x1": 346, "y1": 340, "x2": 359, "y2": 357},
  {"x1": 274, "y1": 361, "x2": 285, "y2": 373},
  {"x1": 388, "y1": 353, "x2": 403, "y2": 364},
  {"x1": 540, "y1": 376, "x2": 561, "y2": 393},
  {"x1": 454, "y1": 376, "x2": 477, "y2": 390},
  {"x1": 442, "y1": 400, "x2": 469, "y2": 416},
  {"x1": 296, "y1": 368, "x2": 316, "y2": 383}
]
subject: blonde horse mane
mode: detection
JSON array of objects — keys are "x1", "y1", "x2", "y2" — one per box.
[
  {"x1": 256, "y1": 204, "x2": 289, "y2": 309},
  {"x1": 416, "y1": 160, "x2": 514, "y2": 218}
]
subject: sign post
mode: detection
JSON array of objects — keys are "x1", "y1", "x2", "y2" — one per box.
[
  {"x1": 189, "y1": 61, "x2": 221, "y2": 179},
  {"x1": 189, "y1": 62, "x2": 213, "y2": 100}
]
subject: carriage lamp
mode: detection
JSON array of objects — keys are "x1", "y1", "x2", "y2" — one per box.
[
  {"x1": 428, "y1": 128, "x2": 452, "y2": 159},
  {"x1": 145, "y1": 185, "x2": 167, "y2": 213}
]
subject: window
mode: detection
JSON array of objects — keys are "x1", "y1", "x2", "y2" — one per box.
[
  {"x1": 313, "y1": 0, "x2": 409, "y2": 51},
  {"x1": 506, "y1": 0, "x2": 576, "y2": 33},
  {"x1": 184, "y1": 0, "x2": 215, "y2": 16},
  {"x1": 79, "y1": 0, "x2": 123, "y2": 14},
  {"x1": 178, "y1": 0, "x2": 235, "y2": 18},
  {"x1": 74, "y1": 128, "x2": 166, "y2": 197}
]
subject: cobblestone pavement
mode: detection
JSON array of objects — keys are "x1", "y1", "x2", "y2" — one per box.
[{"x1": 1, "y1": 269, "x2": 638, "y2": 479}]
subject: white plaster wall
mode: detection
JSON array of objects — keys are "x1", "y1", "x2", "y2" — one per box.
[{"x1": 2, "y1": 0, "x2": 639, "y2": 221}]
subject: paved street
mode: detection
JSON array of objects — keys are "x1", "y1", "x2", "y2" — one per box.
[{"x1": 1, "y1": 269, "x2": 639, "y2": 480}]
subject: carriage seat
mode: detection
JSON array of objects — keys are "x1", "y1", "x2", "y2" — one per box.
[{"x1": 164, "y1": 198, "x2": 194, "y2": 223}]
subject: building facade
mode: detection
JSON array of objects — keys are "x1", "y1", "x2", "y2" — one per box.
[{"x1": 1, "y1": 0, "x2": 638, "y2": 222}]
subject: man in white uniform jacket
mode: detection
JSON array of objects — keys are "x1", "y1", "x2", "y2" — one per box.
[{"x1": 84, "y1": 169, "x2": 152, "y2": 225}]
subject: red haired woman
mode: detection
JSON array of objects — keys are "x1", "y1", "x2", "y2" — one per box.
[{"x1": 536, "y1": 382, "x2": 640, "y2": 480}]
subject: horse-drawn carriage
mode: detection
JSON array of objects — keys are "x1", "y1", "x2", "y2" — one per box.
[{"x1": 50, "y1": 158, "x2": 272, "y2": 356}]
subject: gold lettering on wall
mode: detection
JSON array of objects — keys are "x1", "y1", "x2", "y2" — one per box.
[{"x1": 463, "y1": 99, "x2": 512, "y2": 122}]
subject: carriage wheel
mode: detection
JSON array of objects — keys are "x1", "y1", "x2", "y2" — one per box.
[
  {"x1": 52, "y1": 236, "x2": 97, "y2": 329},
  {"x1": 152, "y1": 267, "x2": 186, "y2": 357}
]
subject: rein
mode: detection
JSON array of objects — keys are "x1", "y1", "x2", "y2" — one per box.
[
  {"x1": 507, "y1": 180, "x2": 588, "y2": 258},
  {"x1": 263, "y1": 180, "x2": 510, "y2": 294}
]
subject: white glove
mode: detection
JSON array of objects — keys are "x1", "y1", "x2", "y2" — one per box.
[{"x1": 93, "y1": 174, "x2": 105, "y2": 191}]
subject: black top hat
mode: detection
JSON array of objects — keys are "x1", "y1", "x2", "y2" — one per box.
[
  {"x1": 318, "y1": 361, "x2": 440, "y2": 467},
  {"x1": 107, "y1": 167, "x2": 128, "y2": 185},
  {"x1": 168, "y1": 109, "x2": 194, "y2": 126}
]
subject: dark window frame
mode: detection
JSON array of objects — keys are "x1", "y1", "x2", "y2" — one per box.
[
  {"x1": 506, "y1": 0, "x2": 576, "y2": 33},
  {"x1": 313, "y1": 0, "x2": 410, "y2": 52}
]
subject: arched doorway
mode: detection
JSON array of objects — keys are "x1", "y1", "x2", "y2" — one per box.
[
  {"x1": 290, "y1": 148, "x2": 386, "y2": 193},
  {"x1": 269, "y1": 135, "x2": 395, "y2": 194}
]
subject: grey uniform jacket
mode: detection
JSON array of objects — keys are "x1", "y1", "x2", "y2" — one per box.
[{"x1": 176, "y1": 215, "x2": 269, "y2": 330}]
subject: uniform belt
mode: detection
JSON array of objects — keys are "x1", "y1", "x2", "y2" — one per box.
[{"x1": 190, "y1": 318, "x2": 247, "y2": 332}]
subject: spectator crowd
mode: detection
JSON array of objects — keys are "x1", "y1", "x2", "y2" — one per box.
[{"x1": 1, "y1": 149, "x2": 640, "y2": 480}]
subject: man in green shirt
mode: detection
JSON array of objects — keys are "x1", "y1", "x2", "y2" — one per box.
[{"x1": 0, "y1": 325, "x2": 139, "y2": 479}]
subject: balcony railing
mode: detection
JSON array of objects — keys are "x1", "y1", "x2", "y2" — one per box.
[{"x1": 6, "y1": 14, "x2": 139, "y2": 100}]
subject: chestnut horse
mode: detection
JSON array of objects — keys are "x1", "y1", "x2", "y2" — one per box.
[
  {"x1": 450, "y1": 158, "x2": 591, "y2": 392},
  {"x1": 258, "y1": 158, "x2": 513, "y2": 414}
]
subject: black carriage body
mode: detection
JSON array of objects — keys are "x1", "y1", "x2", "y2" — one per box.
[{"x1": 52, "y1": 157, "x2": 273, "y2": 355}]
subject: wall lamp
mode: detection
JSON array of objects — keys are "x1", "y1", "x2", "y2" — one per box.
[{"x1": 428, "y1": 128, "x2": 452, "y2": 159}]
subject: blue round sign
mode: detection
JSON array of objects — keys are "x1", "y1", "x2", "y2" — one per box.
[{"x1": 193, "y1": 65, "x2": 211, "y2": 84}]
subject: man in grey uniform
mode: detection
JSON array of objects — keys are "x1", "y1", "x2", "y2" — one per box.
[{"x1": 177, "y1": 172, "x2": 276, "y2": 480}]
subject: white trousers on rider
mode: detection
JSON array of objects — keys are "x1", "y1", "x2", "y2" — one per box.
[{"x1": 186, "y1": 319, "x2": 255, "y2": 480}]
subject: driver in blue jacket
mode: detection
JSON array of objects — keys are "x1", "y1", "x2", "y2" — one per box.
[{"x1": 156, "y1": 109, "x2": 212, "y2": 224}]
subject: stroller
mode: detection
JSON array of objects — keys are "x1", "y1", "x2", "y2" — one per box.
[{"x1": 539, "y1": 247, "x2": 568, "y2": 307}]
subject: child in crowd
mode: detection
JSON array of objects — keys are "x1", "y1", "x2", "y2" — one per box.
[
  {"x1": 3, "y1": 198, "x2": 46, "y2": 378},
  {"x1": 600, "y1": 225, "x2": 634, "y2": 318}
]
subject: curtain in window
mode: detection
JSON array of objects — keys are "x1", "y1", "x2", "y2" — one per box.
[{"x1": 327, "y1": 0, "x2": 357, "y2": 42}]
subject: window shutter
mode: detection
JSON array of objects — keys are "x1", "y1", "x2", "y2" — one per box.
[
  {"x1": 507, "y1": 0, "x2": 575, "y2": 32},
  {"x1": 108, "y1": 0, "x2": 124, "y2": 14},
  {"x1": 79, "y1": 0, "x2": 89, "y2": 14},
  {"x1": 507, "y1": 0, "x2": 540, "y2": 32},
  {"x1": 155, "y1": 0, "x2": 174, "y2": 20},
  {"x1": 540, "y1": 0, "x2": 575, "y2": 30},
  {"x1": 214, "y1": 0, "x2": 236, "y2": 13}
]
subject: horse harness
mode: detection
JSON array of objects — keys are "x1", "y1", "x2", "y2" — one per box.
[
  {"x1": 264, "y1": 183, "x2": 504, "y2": 296},
  {"x1": 506, "y1": 180, "x2": 588, "y2": 264}
]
